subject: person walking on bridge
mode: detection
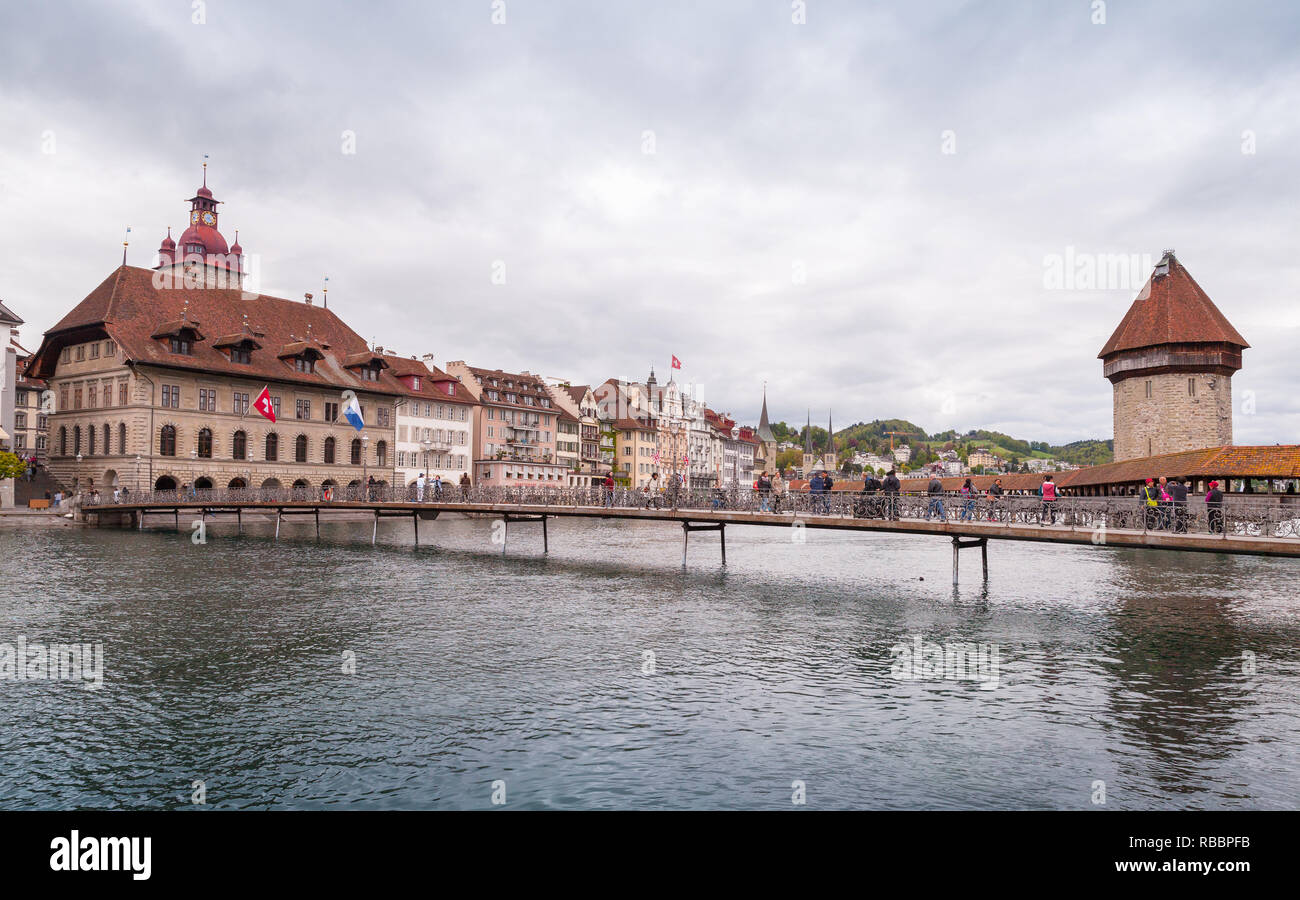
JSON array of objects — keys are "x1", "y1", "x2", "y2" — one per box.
[
  {"x1": 1169, "y1": 476, "x2": 1189, "y2": 533},
  {"x1": 1142, "y1": 478, "x2": 1160, "y2": 529},
  {"x1": 459, "y1": 472, "x2": 471, "y2": 500},
  {"x1": 925, "y1": 476, "x2": 947, "y2": 521},
  {"x1": 883, "y1": 469, "x2": 901, "y2": 520},
  {"x1": 602, "y1": 472, "x2": 615, "y2": 508},
  {"x1": 1206, "y1": 480, "x2": 1225, "y2": 534},
  {"x1": 1039, "y1": 474, "x2": 1057, "y2": 525},
  {"x1": 757, "y1": 471, "x2": 772, "y2": 512},
  {"x1": 416, "y1": 472, "x2": 426, "y2": 503},
  {"x1": 959, "y1": 478, "x2": 977, "y2": 521}
]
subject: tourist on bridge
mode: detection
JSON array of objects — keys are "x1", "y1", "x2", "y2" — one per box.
[
  {"x1": 809, "y1": 471, "x2": 824, "y2": 512},
  {"x1": 1157, "y1": 476, "x2": 1173, "y2": 530},
  {"x1": 644, "y1": 472, "x2": 663, "y2": 509},
  {"x1": 757, "y1": 471, "x2": 773, "y2": 512},
  {"x1": 433, "y1": 474, "x2": 443, "y2": 500},
  {"x1": 859, "y1": 471, "x2": 882, "y2": 518},
  {"x1": 1142, "y1": 478, "x2": 1160, "y2": 529},
  {"x1": 602, "y1": 472, "x2": 615, "y2": 508},
  {"x1": 1039, "y1": 474, "x2": 1057, "y2": 525},
  {"x1": 986, "y1": 479, "x2": 1004, "y2": 522},
  {"x1": 1206, "y1": 480, "x2": 1225, "y2": 534},
  {"x1": 959, "y1": 478, "x2": 977, "y2": 521},
  {"x1": 1168, "y1": 477, "x2": 1189, "y2": 533},
  {"x1": 925, "y1": 476, "x2": 946, "y2": 521},
  {"x1": 771, "y1": 471, "x2": 786, "y2": 513},
  {"x1": 883, "y1": 469, "x2": 901, "y2": 520},
  {"x1": 460, "y1": 472, "x2": 471, "y2": 500},
  {"x1": 416, "y1": 472, "x2": 427, "y2": 502}
]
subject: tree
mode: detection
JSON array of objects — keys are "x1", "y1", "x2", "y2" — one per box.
[
  {"x1": 0, "y1": 451, "x2": 27, "y2": 481},
  {"x1": 775, "y1": 449, "x2": 803, "y2": 472}
]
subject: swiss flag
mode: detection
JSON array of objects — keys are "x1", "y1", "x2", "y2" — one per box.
[
  {"x1": 252, "y1": 386, "x2": 276, "y2": 423},
  {"x1": 671, "y1": 355, "x2": 682, "y2": 370}
]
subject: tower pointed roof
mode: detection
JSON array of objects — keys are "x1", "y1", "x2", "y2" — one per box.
[
  {"x1": 1098, "y1": 251, "x2": 1248, "y2": 358},
  {"x1": 757, "y1": 385, "x2": 775, "y2": 442},
  {"x1": 827, "y1": 410, "x2": 834, "y2": 456}
]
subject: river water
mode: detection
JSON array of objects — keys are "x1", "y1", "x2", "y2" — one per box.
[{"x1": 2, "y1": 514, "x2": 1297, "y2": 809}]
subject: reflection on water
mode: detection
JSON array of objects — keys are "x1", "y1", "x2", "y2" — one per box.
[{"x1": 1, "y1": 514, "x2": 1297, "y2": 809}]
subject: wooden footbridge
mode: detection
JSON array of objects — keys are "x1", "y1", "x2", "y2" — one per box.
[{"x1": 82, "y1": 485, "x2": 1300, "y2": 583}]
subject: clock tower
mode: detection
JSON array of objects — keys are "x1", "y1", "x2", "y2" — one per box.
[{"x1": 155, "y1": 162, "x2": 244, "y2": 288}]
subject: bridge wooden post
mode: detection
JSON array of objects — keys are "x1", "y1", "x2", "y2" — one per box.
[
  {"x1": 682, "y1": 521, "x2": 688, "y2": 565},
  {"x1": 413, "y1": 511, "x2": 419, "y2": 548},
  {"x1": 237, "y1": 508, "x2": 242, "y2": 536},
  {"x1": 542, "y1": 515, "x2": 548, "y2": 554},
  {"x1": 174, "y1": 508, "x2": 180, "y2": 532},
  {"x1": 681, "y1": 521, "x2": 726, "y2": 565},
  {"x1": 315, "y1": 508, "x2": 321, "y2": 541},
  {"x1": 981, "y1": 538, "x2": 988, "y2": 580},
  {"x1": 275, "y1": 510, "x2": 282, "y2": 541},
  {"x1": 372, "y1": 511, "x2": 379, "y2": 546}
]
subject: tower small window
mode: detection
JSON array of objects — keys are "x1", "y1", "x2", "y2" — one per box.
[
  {"x1": 1188, "y1": 378, "x2": 1196, "y2": 397},
  {"x1": 1145, "y1": 380, "x2": 1153, "y2": 399}
]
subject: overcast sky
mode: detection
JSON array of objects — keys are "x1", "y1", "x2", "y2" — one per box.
[{"x1": 2, "y1": 0, "x2": 1296, "y2": 445}]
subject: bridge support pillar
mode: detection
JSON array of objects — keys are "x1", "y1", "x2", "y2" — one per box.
[
  {"x1": 315, "y1": 508, "x2": 321, "y2": 542},
  {"x1": 413, "y1": 511, "x2": 419, "y2": 548},
  {"x1": 951, "y1": 536, "x2": 988, "y2": 585},
  {"x1": 237, "y1": 508, "x2": 242, "y2": 536},
  {"x1": 682, "y1": 521, "x2": 726, "y2": 566},
  {"x1": 275, "y1": 510, "x2": 282, "y2": 541},
  {"x1": 501, "y1": 514, "x2": 548, "y2": 555}
]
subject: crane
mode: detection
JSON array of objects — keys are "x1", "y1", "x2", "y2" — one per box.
[{"x1": 884, "y1": 430, "x2": 919, "y2": 451}]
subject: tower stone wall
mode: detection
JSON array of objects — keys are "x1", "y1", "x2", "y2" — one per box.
[{"x1": 1112, "y1": 370, "x2": 1233, "y2": 462}]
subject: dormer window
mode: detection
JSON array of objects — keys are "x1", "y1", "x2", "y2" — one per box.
[
  {"x1": 411, "y1": 376, "x2": 421, "y2": 391},
  {"x1": 280, "y1": 342, "x2": 326, "y2": 375},
  {"x1": 214, "y1": 333, "x2": 262, "y2": 365},
  {"x1": 152, "y1": 321, "x2": 205, "y2": 356}
]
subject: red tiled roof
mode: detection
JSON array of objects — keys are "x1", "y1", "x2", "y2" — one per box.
[
  {"x1": 463, "y1": 365, "x2": 559, "y2": 412},
  {"x1": 1098, "y1": 255, "x2": 1248, "y2": 358},
  {"x1": 28, "y1": 265, "x2": 406, "y2": 395},
  {"x1": 377, "y1": 353, "x2": 477, "y2": 404}
]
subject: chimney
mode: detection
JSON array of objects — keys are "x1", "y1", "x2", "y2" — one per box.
[
  {"x1": 304, "y1": 292, "x2": 314, "y2": 305},
  {"x1": 375, "y1": 346, "x2": 384, "y2": 355}
]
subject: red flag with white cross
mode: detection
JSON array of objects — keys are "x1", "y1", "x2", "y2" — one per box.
[
  {"x1": 671, "y1": 355, "x2": 682, "y2": 370},
  {"x1": 252, "y1": 386, "x2": 276, "y2": 423}
]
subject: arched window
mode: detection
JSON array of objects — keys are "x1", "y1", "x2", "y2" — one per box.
[
  {"x1": 119, "y1": 423, "x2": 127, "y2": 455},
  {"x1": 232, "y1": 430, "x2": 247, "y2": 461},
  {"x1": 324, "y1": 436, "x2": 336, "y2": 464},
  {"x1": 87, "y1": 426, "x2": 95, "y2": 456},
  {"x1": 73, "y1": 426, "x2": 82, "y2": 456},
  {"x1": 59, "y1": 426, "x2": 67, "y2": 456},
  {"x1": 376, "y1": 440, "x2": 388, "y2": 468},
  {"x1": 159, "y1": 425, "x2": 176, "y2": 457},
  {"x1": 351, "y1": 438, "x2": 362, "y2": 465},
  {"x1": 197, "y1": 428, "x2": 213, "y2": 458},
  {"x1": 265, "y1": 432, "x2": 278, "y2": 461},
  {"x1": 295, "y1": 434, "x2": 308, "y2": 463},
  {"x1": 103, "y1": 424, "x2": 111, "y2": 455}
]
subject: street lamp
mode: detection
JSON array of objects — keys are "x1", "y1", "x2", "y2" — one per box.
[
  {"x1": 421, "y1": 437, "x2": 433, "y2": 476},
  {"x1": 135, "y1": 455, "x2": 141, "y2": 492}
]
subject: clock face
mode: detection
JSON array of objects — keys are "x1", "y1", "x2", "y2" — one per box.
[
  {"x1": 201, "y1": 211, "x2": 216, "y2": 226},
  {"x1": 190, "y1": 211, "x2": 200, "y2": 225}
]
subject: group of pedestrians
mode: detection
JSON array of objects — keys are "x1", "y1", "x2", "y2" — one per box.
[
  {"x1": 1141, "y1": 475, "x2": 1222, "y2": 533},
  {"x1": 414, "y1": 472, "x2": 445, "y2": 502}
]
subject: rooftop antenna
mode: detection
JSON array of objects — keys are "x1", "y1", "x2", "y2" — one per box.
[
  {"x1": 121, "y1": 226, "x2": 131, "y2": 266},
  {"x1": 323, "y1": 275, "x2": 329, "y2": 309},
  {"x1": 202, "y1": 153, "x2": 209, "y2": 187}
]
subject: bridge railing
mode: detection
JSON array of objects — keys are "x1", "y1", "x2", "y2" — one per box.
[{"x1": 102, "y1": 485, "x2": 1300, "y2": 539}]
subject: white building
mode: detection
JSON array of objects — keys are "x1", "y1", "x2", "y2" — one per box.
[{"x1": 386, "y1": 354, "x2": 476, "y2": 490}]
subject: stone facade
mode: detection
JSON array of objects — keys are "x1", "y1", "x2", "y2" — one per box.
[
  {"x1": 45, "y1": 346, "x2": 397, "y2": 492},
  {"x1": 1112, "y1": 370, "x2": 1233, "y2": 463}
]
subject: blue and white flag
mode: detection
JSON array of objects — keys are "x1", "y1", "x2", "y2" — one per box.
[{"x1": 343, "y1": 395, "x2": 366, "y2": 431}]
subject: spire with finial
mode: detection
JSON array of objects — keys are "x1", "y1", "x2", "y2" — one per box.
[
  {"x1": 202, "y1": 153, "x2": 208, "y2": 187},
  {"x1": 804, "y1": 409, "x2": 814, "y2": 454},
  {"x1": 322, "y1": 276, "x2": 329, "y2": 308}
]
